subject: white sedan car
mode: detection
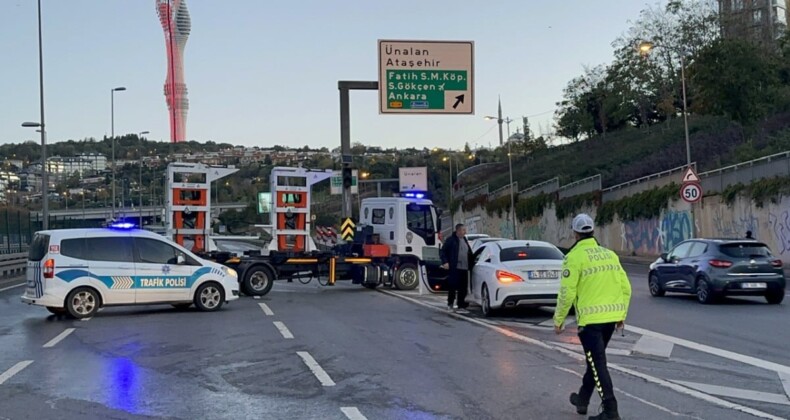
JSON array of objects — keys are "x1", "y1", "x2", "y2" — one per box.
[
  {"x1": 470, "y1": 240, "x2": 564, "y2": 317},
  {"x1": 470, "y1": 237, "x2": 507, "y2": 252}
]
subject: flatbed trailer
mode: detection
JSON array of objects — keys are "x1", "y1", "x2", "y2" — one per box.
[{"x1": 204, "y1": 244, "x2": 449, "y2": 296}]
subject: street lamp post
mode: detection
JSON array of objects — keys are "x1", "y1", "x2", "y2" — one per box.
[
  {"x1": 21, "y1": 0, "x2": 49, "y2": 230},
  {"x1": 138, "y1": 131, "x2": 149, "y2": 227},
  {"x1": 110, "y1": 86, "x2": 126, "y2": 220},
  {"x1": 639, "y1": 41, "x2": 695, "y2": 237},
  {"x1": 443, "y1": 156, "x2": 453, "y2": 209}
]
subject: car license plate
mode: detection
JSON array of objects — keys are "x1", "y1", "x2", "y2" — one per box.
[
  {"x1": 528, "y1": 270, "x2": 559, "y2": 280},
  {"x1": 742, "y1": 282, "x2": 767, "y2": 289}
]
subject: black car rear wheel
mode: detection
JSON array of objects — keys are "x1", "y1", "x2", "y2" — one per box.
[
  {"x1": 649, "y1": 273, "x2": 665, "y2": 297},
  {"x1": 696, "y1": 278, "x2": 717, "y2": 304},
  {"x1": 766, "y1": 289, "x2": 785, "y2": 305}
]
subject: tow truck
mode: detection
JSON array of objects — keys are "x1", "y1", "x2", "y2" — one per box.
[{"x1": 163, "y1": 163, "x2": 447, "y2": 297}]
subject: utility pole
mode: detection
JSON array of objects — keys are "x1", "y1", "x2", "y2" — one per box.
[{"x1": 338, "y1": 81, "x2": 378, "y2": 221}]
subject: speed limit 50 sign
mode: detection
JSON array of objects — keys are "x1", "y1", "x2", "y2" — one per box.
[{"x1": 681, "y1": 182, "x2": 702, "y2": 204}]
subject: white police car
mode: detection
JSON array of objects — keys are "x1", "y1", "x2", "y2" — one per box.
[{"x1": 21, "y1": 224, "x2": 240, "y2": 318}]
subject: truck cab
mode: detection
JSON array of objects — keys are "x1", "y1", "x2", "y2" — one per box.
[{"x1": 359, "y1": 194, "x2": 446, "y2": 291}]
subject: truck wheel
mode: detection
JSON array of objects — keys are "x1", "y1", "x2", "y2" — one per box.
[
  {"x1": 362, "y1": 283, "x2": 378, "y2": 290},
  {"x1": 394, "y1": 263, "x2": 419, "y2": 290},
  {"x1": 243, "y1": 266, "x2": 275, "y2": 296},
  {"x1": 194, "y1": 282, "x2": 225, "y2": 312}
]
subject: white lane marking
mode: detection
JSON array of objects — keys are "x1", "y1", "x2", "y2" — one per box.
[
  {"x1": 538, "y1": 316, "x2": 575, "y2": 328},
  {"x1": 626, "y1": 325, "x2": 790, "y2": 376},
  {"x1": 80, "y1": 317, "x2": 92, "y2": 322},
  {"x1": 554, "y1": 366, "x2": 701, "y2": 419},
  {"x1": 379, "y1": 289, "x2": 784, "y2": 420},
  {"x1": 258, "y1": 303, "x2": 274, "y2": 316},
  {"x1": 340, "y1": 407, "x2": 367, "y2": 420},
  {"x1": 43, "y1": 328, "x2": 75, "y2": 348},
  {"x1": 273, "y1": 321, "x2": 294, "y2": 339},
  {"x1": 552, "y1": 341, "x2": 632, "y2": 357},
  {"x1": 297, "y1": 351, "x2": 336, "y2": 386},
  {"x1": 0, "y1": 360, "x2": 34, "y2": 385},
  {"x1": 632, "y1": 335, "x2": 675, "y2": 359},
  {"x1": 0, "y1": 282, "x2": 26, "y2": 293},
  {"x1": 253, "y1": 295, "x2": 261, "y2": 300},
  {"x1": 673, "y1": 380, "x2": 790, "y2": 406},
  {"x1": 780, "y1": 372, "x2": 790, "y2": 400}
]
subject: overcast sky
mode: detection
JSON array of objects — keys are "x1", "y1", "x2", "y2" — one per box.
[{"x1": 0, "y1": 0, "x2": 653, "y2": 151}]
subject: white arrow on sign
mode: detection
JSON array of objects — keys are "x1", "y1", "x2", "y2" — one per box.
[
  {"x1": 682, "y1": 166, "x2": 700, "y2": 183},
  {"x1": 681, "y1": 182, "x2": 702, "y2": 204}
]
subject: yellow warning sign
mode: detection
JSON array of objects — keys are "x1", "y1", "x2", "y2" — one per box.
[{"x1": 341, "y1": 218, "x2": 356, "y2": 241}]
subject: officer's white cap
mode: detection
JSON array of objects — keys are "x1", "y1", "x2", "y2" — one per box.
[{"x1": 572, "y1": 213, "x2": 595, "y2": 233}]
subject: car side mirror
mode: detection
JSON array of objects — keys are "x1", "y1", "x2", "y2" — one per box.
[
  {"x1": 660, "y1": 253, "x2": 668, "y2": 262},
  {"x1": 177, "y1": 254, "x2": 186, "y2": 265}
]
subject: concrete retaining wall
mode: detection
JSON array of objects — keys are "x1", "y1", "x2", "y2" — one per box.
[{"x1": 454, "y1": 194, "x2": 790, "y2": 263}]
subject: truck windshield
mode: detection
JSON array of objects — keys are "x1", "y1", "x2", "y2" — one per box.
[{"x1": 406, "y1": 203, "x2": 436, "y2": 246}]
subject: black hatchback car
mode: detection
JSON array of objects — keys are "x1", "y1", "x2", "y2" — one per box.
[{"x1": 648, "y1": 239, "x2": 786, "y2": 304}]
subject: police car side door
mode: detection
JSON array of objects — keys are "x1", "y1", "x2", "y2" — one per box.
[
  {"x1": 133, "y1": 237, "x2": 199, "y2": 303},
  {"x1": 82, "y1": 235, "x2": 137, "y2": 305}
]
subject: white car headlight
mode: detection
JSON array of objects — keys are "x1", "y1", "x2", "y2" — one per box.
[{"x1": 222, "y1": 266, "x2": 238, "y2": 279}]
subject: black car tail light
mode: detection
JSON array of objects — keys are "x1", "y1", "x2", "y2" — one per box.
[{"x1": 709, "y1": 259, "x2": 733, "y2": 268}]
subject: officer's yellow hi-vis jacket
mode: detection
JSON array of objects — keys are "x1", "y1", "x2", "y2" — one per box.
[{"x1": 553, "y1": 238, "x2": 632, "y2": 328}]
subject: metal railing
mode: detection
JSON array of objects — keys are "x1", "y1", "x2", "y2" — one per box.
[
  {"x1": 489, "y1": 182, "x2": 518, "y2": 200},
  {"x1": 559, "y1": 175, "x2": 601, "y2": 200},
  {"x1": 699, "y1": 151, "x2": 790, "y2": 193},
  {"x1": 0, "y1": 252, "x2": 26, "y2": 279},
  {"x1": 519, "y1": 177, "x2": 560, "y2": 199},
  {"x1": 602, "y1": 164, "x2": 692, "y2": 203},
  {"x1": 465, "y1": 183, "x2": 489, "y2": 199}
]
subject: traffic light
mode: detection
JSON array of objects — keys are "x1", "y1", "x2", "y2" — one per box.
[{"x1": 342, "y1": 167, "x2": 353, "y2": 189}]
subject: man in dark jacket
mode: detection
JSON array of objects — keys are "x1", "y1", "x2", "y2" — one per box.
[{"x1": 441, "y1": 224, "x2": 474, "y2": 311}]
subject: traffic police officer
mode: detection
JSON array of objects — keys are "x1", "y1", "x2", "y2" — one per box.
[{"x1": 554, "y1": 214, "x2": 632, "y2": 420}]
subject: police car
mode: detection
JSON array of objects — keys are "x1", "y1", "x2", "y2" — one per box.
[{"x1": 21, "y1": 224, "x2": 240, "y2": 318}]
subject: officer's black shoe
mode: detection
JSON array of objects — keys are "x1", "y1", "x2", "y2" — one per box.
[
  {"x1": 588, "y1": 400, "x2": 620, "y2": 420},
  {"x1": 569, "y1": 393, "x2": 588, "y2": 415}
]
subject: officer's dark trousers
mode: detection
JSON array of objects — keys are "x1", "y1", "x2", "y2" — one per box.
[
  {"x1": 447, "y1": 269, "x2": 468, "y2": 308},
  {"x1": 577, "y1": 322, "x2": 617, "y2": 404}
]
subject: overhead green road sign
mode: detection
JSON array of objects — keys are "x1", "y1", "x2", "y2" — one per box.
[{"x1": 378, "y1": 40, "x2": 474, "y2": 114}]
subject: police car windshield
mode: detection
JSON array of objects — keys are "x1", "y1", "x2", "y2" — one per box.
[{"x1": 500, "y1": 246, "x2": 564, "y2": 262}]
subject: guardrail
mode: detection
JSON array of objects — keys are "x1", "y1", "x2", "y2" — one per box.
[{"x1": 0, "y1": 253, "x2": 26, "y2": 279}]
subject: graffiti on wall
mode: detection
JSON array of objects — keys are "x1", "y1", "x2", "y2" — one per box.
[
  {"x1": 622, "y1": 219, "x2": 661, "y2": 254},
  {"x1": 660, "y1": 210, "x2": 692, "y2": 252},
  {"x1": 465, "y1": 216, "x2": 482, "y2": 235},
  {"x1": 713, "y1": 207, "x2": 759, "y2": 238},
  {"x1": 499, "y1": 218, "x2": 515, "y2": 239},
  {"x1": 769, "y1": 210, "x2": 790, "y2": 255},
  {"x1": 621, "y1": 210, "x2": 692, "y2": 255},
  {"x1": 522, "y1": 224, "x2": 546, "y2": 240}
]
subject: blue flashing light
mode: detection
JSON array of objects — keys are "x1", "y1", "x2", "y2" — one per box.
[
  {"x1": 109, "y1": 222, "x2": 136, "y2": 230},
  {"x1": 399, "y1": 191, "x2": 430, "y2": 200}
]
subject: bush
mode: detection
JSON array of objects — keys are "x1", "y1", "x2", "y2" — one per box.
[
  {"x1": 462, "y1": 195, "x2": 487, "y2": 212},
  {"x1": 596, "y1": 183, "x2": 679, "y2": 226},
  {"x1": 485, "y1": 195, "x2": 513, "y2": 217},
  {"x1": 515, "y1": 193, "x2": 555, "y2": 222},
  {"x1": 555, "y1": 191, "x2": 600, "y2": 220}
]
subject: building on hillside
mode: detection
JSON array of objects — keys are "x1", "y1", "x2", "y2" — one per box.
[
  {"x1": 719, "y1": 0, "x2": 789, "y2": 48},
  {"x1": 77, "y1": 153, "x2": 107, "y2": 171}
]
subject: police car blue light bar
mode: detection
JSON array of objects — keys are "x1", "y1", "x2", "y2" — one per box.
[
  {"x1": 398, "y1": 191, "x2": 430, "y2": 199},
  {"x1": 109, "y1": 222, "x2": 136, "y2": 229}
]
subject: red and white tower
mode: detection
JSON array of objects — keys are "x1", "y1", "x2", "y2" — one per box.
[{"x1": 156, "y1": 0, "x2": 191, "y2": 143}]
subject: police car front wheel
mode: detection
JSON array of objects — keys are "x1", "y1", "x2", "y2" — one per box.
[
  {"x1": 194, "y1": 282, "x2": 225, "y2": 312},
  {"x1": 65, "y1": 287, "x2": 100, "y2": 319}
]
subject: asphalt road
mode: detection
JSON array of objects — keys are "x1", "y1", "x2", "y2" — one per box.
[
  {"x1": 0, "y1": 276, "x2": 777, "y2": 420},
  {"x1": 621, "y1": 262, "x2": 790, "y2": 367}
]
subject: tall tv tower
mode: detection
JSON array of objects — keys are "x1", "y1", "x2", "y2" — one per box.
[{"x1": 156, "y1": 0, "x2": 191, "y2": 143}]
